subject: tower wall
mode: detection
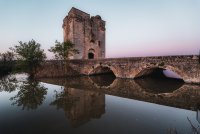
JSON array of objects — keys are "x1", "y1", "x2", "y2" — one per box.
[{"x1": 63, "y1": 7, "x2": 106, "y2": 59}]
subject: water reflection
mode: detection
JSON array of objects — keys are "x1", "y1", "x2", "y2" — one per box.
[
  {"x1": 0, "y1": 74, "x2": 200, "y2": 134},
  {"x1": 135, "y1": 77, "x2": 184, "y2": 93},
  {"x1": 89, "y1": 74, "x2": 116, "y2": 87},
  {"x1": 10, "y1": 78, "x2": 47, "y2": 110},
  {"x1": 197, "y1": 106, "x2": 200, "y2": 124},
  {"x1": 0, "y1": 75, "x2": 18, "y2": 92},
  {"x1": 51, "y1": 87, "x2": 105, "y2": 128},
  {"x1": 40, "y1": 75, "x2": 200, "y2": 111}
]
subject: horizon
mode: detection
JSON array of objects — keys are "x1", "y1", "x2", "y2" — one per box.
[{"x1": 0, "y1": 0, "x2": 200, "y2": 59}]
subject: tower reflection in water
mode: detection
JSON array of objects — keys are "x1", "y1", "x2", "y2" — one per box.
[{"x1": 51, "y1": 87, "x2": 105, "y2": 128}]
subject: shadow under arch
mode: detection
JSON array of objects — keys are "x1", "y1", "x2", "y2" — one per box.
[
  {"x1": 89, "y1": 65, "x2": 117, "y2": 77},
  {"x1": 88, "y1": 74, "x2": 116, "y2": 88},
  {"x1": 135, "y1": 78, "x2": 184, "y2": 94},
  {"x1": 135, "y1": 66, "x2": 184, "y2": 81},
  {"x1": 134, "y1": 66, "x2": 184, "y2": 93}
]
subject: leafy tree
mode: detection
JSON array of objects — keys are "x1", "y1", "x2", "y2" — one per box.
[
  {"x1": 10, "y1": 40, "x2": 46, "y2": 77},
  {"x1": 0, "y1": 51, "x2": 15, "y2": 62},
  {"x1": 49, "y1": 40, "x2": 79, "y2": 60},
  {"x1": 0, "y1": 51, "x2": 15, "y2": 75}
]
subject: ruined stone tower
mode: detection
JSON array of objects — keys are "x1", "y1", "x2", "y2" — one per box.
[{"x1": 62, "y1": 7, "x2": 106, "y2": 59}]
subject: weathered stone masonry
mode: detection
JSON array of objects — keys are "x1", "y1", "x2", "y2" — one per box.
[
  {"x1": 36, "y1": 56, "x2": 200, "y2": 84},
  {"x1": 63, "y1": 7, "x2": 106, "y2": 59}
]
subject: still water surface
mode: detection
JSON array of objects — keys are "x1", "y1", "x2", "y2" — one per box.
[{"x1": 0, "y1": 74, "x2": 200, "y2": 134}]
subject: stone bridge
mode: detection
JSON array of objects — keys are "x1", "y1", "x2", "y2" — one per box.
[{"x1": 36, "y1": 55, "x2": 200, "y2": 84}]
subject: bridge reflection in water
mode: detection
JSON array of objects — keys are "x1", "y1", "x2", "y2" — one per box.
[{"x1": 40, "y1": 74, "x2": 200, "y2": 127}]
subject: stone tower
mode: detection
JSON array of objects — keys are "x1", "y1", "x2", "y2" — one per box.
[{"x1": 62, "y1": 7, "x2": 106, "y2": 59}]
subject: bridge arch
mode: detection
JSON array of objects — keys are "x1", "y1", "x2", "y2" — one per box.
[
  {"x1": 89, "y1": 65, "x2": 118, "y2": 77},
  {"x1": 134, "y1": 65, "x2": 184, "y2": 81}
]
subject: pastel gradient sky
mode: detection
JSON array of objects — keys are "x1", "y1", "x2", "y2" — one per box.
[{"x1": 0, "y1": 0, "x2": 200, "y2": 58}]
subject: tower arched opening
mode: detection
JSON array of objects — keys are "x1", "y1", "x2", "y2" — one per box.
[
  {"x1": 88, "y1": 49, "x2": 95, "y2": 59},
  {"x1": 88, "y1": 53, "x2": 94, "y2": 59}
]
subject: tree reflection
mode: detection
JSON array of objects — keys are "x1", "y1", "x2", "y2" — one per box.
[
  {"x1": 51, "y1": 87, "x2": 105, "y2": 128},
  {"x1": 51, "y1": 88, "x2": 80, "y2": 111},
  {"x1": 0, "y1": 75, "x2": 18, "y2": 93},
  {"x1": 10, "y1": 78, "x2": 47, "y2": 110}
]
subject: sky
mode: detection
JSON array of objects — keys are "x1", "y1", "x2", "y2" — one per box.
[{"x1": 0, "y1": 0, "x2": 200, "y2": 58}]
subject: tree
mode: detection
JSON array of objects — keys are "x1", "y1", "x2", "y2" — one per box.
[
  {"x1": 0, "y1": 51, "x2": 14, "y2": 62},
  {"x1": 49, "y1": 40, "x2": 79, "y2": 60},
  {"x1": 0, "y1": 51, "x2": 15, "y2": 75},
  {"x1": 10, "y1": 40, "x2": 46, "y2": 77}
]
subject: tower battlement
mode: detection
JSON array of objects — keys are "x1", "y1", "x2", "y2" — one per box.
[{"x1": 63, "y1": 7, "x2": 106, "y2": 59}]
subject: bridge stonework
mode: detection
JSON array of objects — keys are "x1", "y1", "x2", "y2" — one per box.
[{"x1": 36, "y1": 55, "x2": 200, "y2": 84}]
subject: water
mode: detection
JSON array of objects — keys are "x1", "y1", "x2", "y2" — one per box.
[{"x1": 0, "y1": 74, "x2": 200, "y2": 134}]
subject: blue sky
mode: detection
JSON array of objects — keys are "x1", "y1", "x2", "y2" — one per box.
[{"x1": 0, "y1": 0, "x2": 200, "y2": 58}]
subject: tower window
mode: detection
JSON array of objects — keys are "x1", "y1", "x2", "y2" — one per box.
[
  {"x1": 90, "y1": 40, "x2": 95, "y2": 43},
  {"x1": 98, "y1": 41, "x2": 101, "y2": 47}
]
